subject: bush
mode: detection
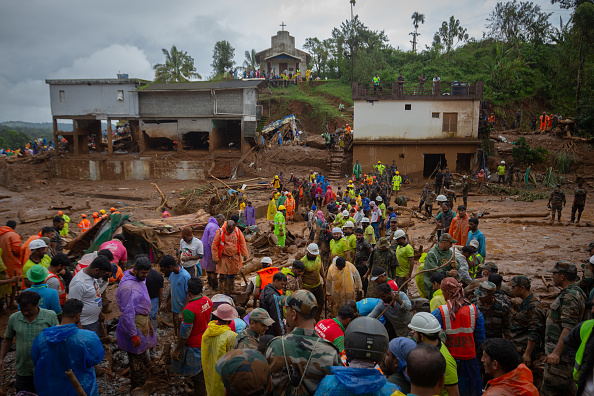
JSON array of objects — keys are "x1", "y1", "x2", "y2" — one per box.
[{"x1": 511, "y1": 137, "x2": 549, "y2": 165}]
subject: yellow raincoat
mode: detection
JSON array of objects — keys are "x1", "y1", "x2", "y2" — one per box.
[
  {"x1": 326, "y1": 260, "x2": 362, "y2": 317},
  {"x1": 201, "y1": 321, "x2": 237, "y2": 396},
  {"x1": 0, "y1": 249, "x2": 12, "y2": 299},
  {"x1": 414, "y1": 253, "x2": 428, "y2": 298},
  {"x1": 267, "y1": 198, "x2": 277, "y2": 220}
]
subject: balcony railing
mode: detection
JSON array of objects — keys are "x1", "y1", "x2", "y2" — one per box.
[{"x1": 352, "y1": 81, "x2": 483, "y2": 101}]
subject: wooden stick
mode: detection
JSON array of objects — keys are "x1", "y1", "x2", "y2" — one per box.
[
  {"x1": 65, "y1": 369, "x2": 87, "y2": 396},
  {"x1": 209, "y1": 173, "x2": 232, "y2": 190},
  {"x1": 152, "y1": 182, "x2": 171, "y2": 209}
]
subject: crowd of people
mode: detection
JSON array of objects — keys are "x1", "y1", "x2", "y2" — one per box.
[
  {"x1": 0, "y1": 159, "x2": 592, "y2": 396},
  {"x1": 0, "y1": 136, "x2": 53, "y2": 158}
]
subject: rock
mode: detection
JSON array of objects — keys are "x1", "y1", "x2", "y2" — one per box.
[
  {"x1": 294, "y1": 238, "x2": 306, "y2": 247},
  {"x1": 287, "y1": 245, "x2": 298, "y2": 254}
]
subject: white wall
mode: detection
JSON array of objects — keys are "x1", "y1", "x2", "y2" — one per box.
[
  {"x1": 49, "y1": 83, "x2": 140, "y2": 118},
  {"x1": 353, "y1": 99, "x2": 480, "y2": 140}
]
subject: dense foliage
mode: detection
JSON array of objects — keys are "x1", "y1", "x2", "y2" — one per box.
[{"x1": 512, "y1": 137, "x2": 550, "y2": 164}]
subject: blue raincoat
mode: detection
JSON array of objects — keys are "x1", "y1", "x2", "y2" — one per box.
[
  {"x1": 31, "y1": 323, "x2": 105, "y2": 396},
  {"x1": 314, "y1": 366, "x2": 401, "y2": 395}
]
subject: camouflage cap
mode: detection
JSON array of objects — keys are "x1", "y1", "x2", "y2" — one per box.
[
  {"x1": 249, "y1": 308, "x2": 275, "y2": 326},
  {"x1": 547, "y1": 261, "x2": 578, "y2": 275},
  {"x1": 215, "y1": 349, "x2": 273, "y2": 396},
  {"x1": 479, "y1": 262, "x2": 498, "y2": 273},
  {"x1": 475, "y1": 281, "x2": 497, "y2": 297},
  {"x1": 377, "y1": 237, "x2": 390, "y2": 248},
  {"x1": 586, "y1": 242, "x2": 594, "y2": 251},
  {"x1": 439, "y1": 233, "x2": 457, "y2": 243},
  {"x1": 280, "y1": 289, "x2": 317, "y2": 316},
  {"x1": 410, "y1": 298, "x2": 431, "y2": 313},
  {"x1": 509, "y1": 275, "x2": 531, "y2": 289}
]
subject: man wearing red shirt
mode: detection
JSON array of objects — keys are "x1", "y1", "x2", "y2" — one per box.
[
  {"x1": 370, "y1": 267, "x2": 399, "y2": 292},
  {"x1": 172, "y1": 278, "x2": 213, "y2": 395},
  {"x1": 315, "y1": 305, "x2": 355, "y2": 358}
]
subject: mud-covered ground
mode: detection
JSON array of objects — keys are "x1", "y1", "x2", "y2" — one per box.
[{"x1": 0, "y1": 167, "x2": 592, "y2": 394}]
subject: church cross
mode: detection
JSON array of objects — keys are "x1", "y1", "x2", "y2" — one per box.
[{"x1": 280, "y1": 22, "x2": 287, "y2": 31}]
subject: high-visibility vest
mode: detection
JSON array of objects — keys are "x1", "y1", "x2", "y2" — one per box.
[
  {"x1": 46, "y1": 272, "x2": 66, "y2": 305},
  {"x1": 573, "y1": 319, "x2": 594, "y2": 383},
  {"x1": 78, "y1": 219, "x2": 91, "y2": 232},
  {"x1": 373, "y1": 76, "x2": 380, "y2": 85},
  {"x1": 439, "y1": 304, "x2": 478, "y2": 359},
  {"x1": 257, "y1": 267, "x2": 279, "y2": 298},
  {"x1": 218, "y1": 227, "x2": 241, "y2": 260}
]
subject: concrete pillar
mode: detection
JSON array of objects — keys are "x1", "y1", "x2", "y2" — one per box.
[
  {"x1": 73, "y1": 120, "x2": 79, "y2": 155},
  {"x1": 107, "y1": 119, "x2": 113, "y2": 155},
  {"x1": 53, "y1": 117, "x2": 59, "y2": 153}
]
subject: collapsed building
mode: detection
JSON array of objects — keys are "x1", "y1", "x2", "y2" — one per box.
[
  {"x1": 351, "y1": 81, "x2": 484, "y2": 178},
  {"x1": 45, "y1": 77, "x2": 266, "y2": 180}
]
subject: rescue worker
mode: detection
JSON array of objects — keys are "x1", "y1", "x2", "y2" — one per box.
[
  {"x1": 563, "y1": 293, "x2": 594, "y2": 396},
  {"x1": 541, "y1": 261, "x2": 587, "y2": 396},
  {"x1": 272, "y1": 175, "x2": 281, "y2": 192},
  {"x1": 233, "y1": 308, "x2": 275, "y2": 350},
  {"x1": 392, "y1": 171, "x2": 402, "y2": 195},
  {"x1": 497, "y1": 161, "x2": 506, "y2": 184},
  {"x1": 285, "y1": 193, "x2": 295, "y2": 222},
  {"x1": 571, "y1": 183, "x2": 587, "y2": 223},
  {"x1": 77, "y1": 214, "x2": 91, "y2": 233},
  {"x1": 373, "y1": 73, "x2": 381, "y2": 93},
  {"x1": 352, "y1": 160, "x2": 362, "y2": 181},
  {"x1": 540, "y1": 112, "x2": 547, "y2": 131},
  {"x1": 57, "y1": 211, "x2": 70, "y2": 237},
  {"x1": 432, "y1": 277, "x2": 485, "y2": 396},
  {"x1": 274, "y1": 205, "x2": 286, "y2": 247},
  {"x1": 472, "y1": 281, "x2": 511, "y2": 340},
  {"x1": 548, "y1": 184, "x2": 566, "y2": 223},
  {"x1": 253, "y1": 257, "x2": 279, "y2": 307},
  {"x1": 92, "y1": 212, "x2": 100, "y2": 224},
  {"x1": 314, "y1": 304, "x2": 355, "y2": 360}
]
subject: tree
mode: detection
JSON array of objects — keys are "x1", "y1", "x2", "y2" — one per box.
[
  {"x1": 551, "y1": 0, "x2": 593, "y2": 10},
  {"x1": 153, "y1": 45, "x2": 201, "y2": 82},
  {"x1": 304, "y1": 37, "x2": 330, "y2": 75},
  {"x1": 244, "y1": 49, "x2": 257, "y2": 70},
  {"x1": 211, "y1": 40, "x2": 235, "y2": 75},
  {"x1": 572, "y1": 2, "x2": 594, "y2": 109},
  {"x1": 435, "y1": 16, "x2": 469, "y2": 60},
  {"x1": 410, "y1": 12, "x2": 425, "y2": 53},
  {"x1": 486, "y1": 0, "x2": 552, "y2": 45}
]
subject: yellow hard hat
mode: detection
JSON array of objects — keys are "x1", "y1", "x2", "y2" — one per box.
[
  {"x1": 378, "y1": 161, "x2": 381, "y2": 164},
  {"x1": 100, "y1": 209, "x2": 106, "y2": 215},
  {"x1": 349, "y1": 180, "x2": 353, "y2": 183},
  {"x1": 396, "y1": 171, "x2": 399, "y2": 174},
  {"x1": 278, "y1": 205, "x2": 286, "y2": 210},
  {"x1": 274, "y1": 175, "x2": 279, "y2": 179}
]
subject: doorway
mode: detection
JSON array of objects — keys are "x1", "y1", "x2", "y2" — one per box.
[
  {"x1": 279, "y1": 63, "x2": 288, "y2": 74},
  {"x1": 182, "y1": 132, "x2": 209, "y2": 150},
  {"x1": 423, "y1": 154, "x2": 447, "y2": 178},
  {"x1": 211, "y1": 120, "x2": 242, "y2": 150},
  {"x1": 456, "y1": 153, "x2": 472, "y2": 173}
]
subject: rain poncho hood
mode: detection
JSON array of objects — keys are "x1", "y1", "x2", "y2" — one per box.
[
  {"x1": 484, "y1": 364, "x2": 539, "y2": 396},
  {"x1": 330, "y1": 366, "x2": 389, "y2": 393},
  {"x1": 202, "y1": 320, "x2": 237, "y2": 396},
  {"x1": 31, "y1": 323, "x2": 105, "y2": 396},
  {"x1": 201, "y1": 217, "x2": 220, "y2": 271}
]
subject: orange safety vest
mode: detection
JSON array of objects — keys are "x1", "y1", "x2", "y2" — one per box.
[
  {"x1": 45, "y1": 272, "x2": 66, "y2": 305},
  {"x1": 93, "y1": 217, "x2": 101, "y2": 224},
  {"x1": 438, "y1": 304, "x2": 478, "y2": 360},
  {"x1": 218, "y1": 227, "x2": 241, "y2": 260},
  {"x1": 78, "y1": 219, "x2": 91, "y2": 232},
  {"x1": 257, "y1": 267, "x2": 279, "y2": 297}
]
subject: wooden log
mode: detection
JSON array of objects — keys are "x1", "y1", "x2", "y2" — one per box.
[
  {"x1": 65, "y1": 369, "x2": 87, "y2": 396},
  {"x1": 152, "y1": 182, "x2": 172, "y2": 209},
  {"x1": 478, "y1": 212, "x2": 549, "y2": 219},
  {"x1": 209, "y1": 173, "x2": 233, "y2": 190}
]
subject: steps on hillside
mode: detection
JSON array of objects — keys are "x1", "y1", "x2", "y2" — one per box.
[
  {"x1": 328, "y1": 149, "x2": 346, "y2": 180},
  {"x1": 256, "y1": 116, "x2": 269, "y2": 133}
]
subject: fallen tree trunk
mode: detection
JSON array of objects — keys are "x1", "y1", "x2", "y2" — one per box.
[{"x1": 477, "y1": 211, "x2": 549, "y2": 219}]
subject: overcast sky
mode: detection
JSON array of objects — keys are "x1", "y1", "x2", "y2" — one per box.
[{"x1": 0, "y1": 0, "x2": 570, "y2": 123}]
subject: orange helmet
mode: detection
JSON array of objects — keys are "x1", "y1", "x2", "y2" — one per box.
[
  {"x1": 58, "y1": 211, "x2": 63, "y2": 215},
  {"x1": 110, "y1": 207, "x2": 116, "y2": 212},
  {"x1": 81, "y1": 214, "x2": 87, "y2": 218},
  {"x1": 93, "y1": 212, "x2": 99, "y2": 218}
]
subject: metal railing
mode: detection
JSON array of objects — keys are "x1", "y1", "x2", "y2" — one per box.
[{"x1": 352, "y1": 81, "x2": 483, "y2": 100}]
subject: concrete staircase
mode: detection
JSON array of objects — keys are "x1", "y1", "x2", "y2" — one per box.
[{"x1": 328, "y1": 148, "x2": 347, "y2": 181}]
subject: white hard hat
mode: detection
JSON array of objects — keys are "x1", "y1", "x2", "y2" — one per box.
[
  {"x1": 261, "y1": 257, "x2": 273, "y2": 265},
  {"x1": 408, "y1": 312, "x2": 442, "y2": 334},
  {"x1": 436, "y1": 194, "x2": 448, "y2": 202},
  {"x1": 29, "y1": 239, "x2": 48, "y2": 250},
  {"x1": 376, "y1": 196, "x2": 383, "y2": 202},
  {"x1": 342, "y1": 210, "x2": 349, "y2": 216},
  {"x1": 307, "y1": 243, "x2": 320, "y2": 255},
  {"x1": 361, "y1": 217, "x2": 370, "y2": 223},
  {"x1": 344, "y1": 221, "x2": 355, "y2": 228},
  {"x1": 393, "y1": 230, "x2": 406, "y2": 240},
  {"x1": 501, "y1": 160, "x2": 505, "y2": 164}
]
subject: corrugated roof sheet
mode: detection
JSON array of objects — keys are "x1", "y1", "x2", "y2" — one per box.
[{"x1": 138, "y1": 80, "x2": 266, "y2": 92}]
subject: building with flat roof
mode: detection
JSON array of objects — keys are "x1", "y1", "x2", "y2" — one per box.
[{"x1": 351, "y1": 80, "x2": 484, "y2": 178}]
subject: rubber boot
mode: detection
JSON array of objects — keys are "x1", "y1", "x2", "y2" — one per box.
[
  {"x1": 227, "y1": 278, "x2": 235, "y2": 295},
  {"x1": 211, "y1": 277, "x2": 219, "y2": 291}
]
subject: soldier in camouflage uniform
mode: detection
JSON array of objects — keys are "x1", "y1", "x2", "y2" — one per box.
[
  {"x1": 570, "y1": 183, "x2": 587, "y2": 223},
  {"x1": 444, "y1": 187, "x2": 457, "y2": 208},
  {"x1": 541, "y1": 261, "x2": 587, "y2": 396},
  {"x1": 233, "y1": 308, "x2": 275, "y2": 351},
  {"x1": 215, "y1": 349, "x2": 273, "y2": 396},
  {"x1": 265, "y1": 290, "x2": 340, "y2": 395},
  {"x1": 472, "y1": 281, "x2": 512, "y2": 339},
  {"x1": 548, "y1": 184, "x2": 566, "y2": 223},
  {"x1": 509, "y1": 275, "x2": 546, "y2": 367},
  {"x1": 365, "y1": 238, "x2": 398, "y2": 298},
  {"x1": 385, "y1": 221, "x2": 399, "y2": 252}
]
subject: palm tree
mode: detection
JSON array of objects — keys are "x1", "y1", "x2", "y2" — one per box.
[
  {"x1": 153, "y1": 45, "x2": 201, "y2": 83},
  {"x1": 244, "y1": 49, "x2": 257, "y2": 70},
  {"x1": 410, "y1": 12, "x2": 425, "y2": 53}
]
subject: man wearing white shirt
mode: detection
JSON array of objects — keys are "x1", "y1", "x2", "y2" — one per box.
[
  {"x1": 68, "y1": 255, "x2": 112, "y2": 336},
  {"x1": 179, "y1": 227, "x2": 203, "y2": 278}
]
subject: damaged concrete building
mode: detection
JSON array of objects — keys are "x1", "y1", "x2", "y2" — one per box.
[
  {"x1": 351, "y1": 81, "x2": 484, "y2": 178},
  {"x1": 46, "y1": 77, "x2": 266, "y2": 180}
]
